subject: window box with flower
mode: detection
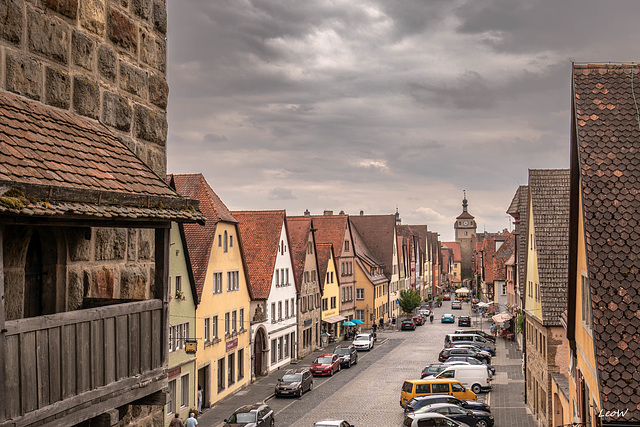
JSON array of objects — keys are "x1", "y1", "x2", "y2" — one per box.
[{"x1": 174, "y1": 289, "x2": 186, "y2": 301}]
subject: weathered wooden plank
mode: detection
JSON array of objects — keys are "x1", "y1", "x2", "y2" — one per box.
[
  {"x1": 103, "y1": 317, "x2": 116, "y2": 385},
  {"x1": 151, "y1": 309, "x2": 162, "y2": 370},
  {"x1": 155, "y1": 228, "x2": 170, "y2": 367},
  {"x1": 115, "y1": 315, "x2": 129, "y2": 380},
  {"x1": 91, "y1": 319, "x2": 104, "y2": 389},
  {"x1": 0, "y1": 226, "x2": 6, "y2": 421},
  {"x1": 140, "y1": 310, "x2": 152, "y2": 372},
  {"x1": 47, "y1": 328, "x2": 61, "y2": 404},
  {"x1": 5, "y1": 300, "x2": 162, "y2": 335},
  {"x1": 76, "y1": 321, "x2": 91, "y2": 394},
  {"x1": 5, "y1": 334, "x2": 21, "y2": 418},
  {"x1": 128, "y1": 313, "x2": 140, "y2": 376},
  {"x1": 20, "y1": 331, "x2": 38, "y2": 414},
  {"x1": 0, "y1": 367, "x2": 166, "y2": 427},
  {"x1": 36, "y1": 329, "x2": 50, "y2": 408},
  {"x1": 61, "y1": 324, "x2": 76, "y2": 399}
]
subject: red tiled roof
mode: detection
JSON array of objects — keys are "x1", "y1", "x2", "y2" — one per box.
[
  {"x1": 171, "y1": 174, "x2": 237, "y2": 302},
  {"x1": 286, "y1": 216, "x2": 312, "y2": 293},
  {"x1": 442, "y1": 241, "x2": 461, "y2": 262},
  {"x1": 349, "y1": 215, "x2": 396, "y2": 278},
  {"x1": 492, "y1": 233, "x2": 515, "y2": 283},
  {"x1": 316, "y1": 243, "x2": 335, "y2": 292},
  {"x1": 572, "y1": 63, "x2": 640, "y2": 418},
  {"x1": 308, "y1": 215, "x2": 349, "y2": 257},
  {"x1": 232, "y1": 210, "x2": 287, "y2": 300}
]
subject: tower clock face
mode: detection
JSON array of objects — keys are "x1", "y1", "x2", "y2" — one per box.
[{"x1": 463, "y1": 220, "x2": 470, "y2": 226}]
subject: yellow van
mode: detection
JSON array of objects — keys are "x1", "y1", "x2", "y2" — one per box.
[{"x1": 400, "y1": 378, "x2": 477, "y2": 407}]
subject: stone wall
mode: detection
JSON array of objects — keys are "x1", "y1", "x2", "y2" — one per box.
[{"x1": 0, "y1": 0, "x2": 168, "y2": 176}]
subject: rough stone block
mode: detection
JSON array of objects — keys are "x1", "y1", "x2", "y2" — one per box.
[
  {"x1": 95, "y1": 228, "x2": 127, "y2": 261},
  {"x1": 67, "y1": 268, "x2": 85, "y2": 310},
  {"x1": 72, "y1": 30, "x2": 95, "y2": 71},
  {"x1": 44, "y1": 66, "x2": 71, "y2": 109},
  {"x1": 93, "y1": 266, "x2": 115, "y2": 298},
  {"x1": 108, "y1": 8, "x2": 137, "y2": 56},
  {"x1": 27, "y1": 8, "x2": 69, "y2": 65},
  {"x1": 102, "y1": 91, "x2": 132, "y2": 131},
  {"x1": 146, "y1": 146, "x2": 165, "y2": 177},
  {"x1": 119, "y1": 61, "x2": 148, "y2": 99},
  {"x1": 6, "y1": 52, "x2": 42, "y2": 101},
  {"x1": 42, "y1": 0, "x2": 78, "y2": 19},
  {"x1": 131, "y1": 0, "x2": 151, "y2": 22},
  {"x1": 0, "y1": 0, "x2": 23, "y2": 46},
  {"x1": 152, "y1": 0, "x2": 166, "y2": 34},
  {"x1": 66, "y1": 227, "x2": 91, "y2": 261},
  {"x1": 79, "y1": 0, "x2": 105, "y2": 36},
  {"x1": 97, "y1": 44, "x2": 116, "y2": 81},
  {"x1": 73, "y1": 75, "x2": 100, "y2": 119},
  {"x1": 133, "y1": 104, "x2": 167, "y2": 145},
  {"x1": 148, "y1": 72, "x2": 168, "y2": 109},
  {"x1": 127, "y1": 229, "x2": 138, "y2": 261},
  {"x1": 120, "y1": 266, "x2": 148, "y2": 299},
  {"x1": 138, "y1": 229, "x2": 154, "y2": 260},
  {"x1": 140, "y1": 29, "x2": 166, "y2": 72}
]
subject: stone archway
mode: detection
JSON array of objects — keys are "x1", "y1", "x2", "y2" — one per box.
[{"x1": 253, "y1": 327, "x2": 267, "y2": 377}]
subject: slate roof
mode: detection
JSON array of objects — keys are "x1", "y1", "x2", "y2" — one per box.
[
  {"x1": 456, "y1": 211, "x2": 475, "y2": 220},
  {"x1": 171, "y1": 174, "x2": 237, "y2": 302},
  {"x1": 529, "y1": 169, "x2": 569, "y2": 326},
  {"x1": 572, "y1": 63, "x2": 640, "y2": 418},
  {"x1": 507, "y1": 185, "x2": 529, "y2": 298},
  {"x1": 0, "y1": 90, "x2": 203, "y2": 223},
  {"x1": 308, "y1": 215, "x2": 350, "y2": 257},
  {"x1": 286, "y1": 216, "x2": 314, "y2": 293},
  {"x1": 349, "y1": 214, "x2": 396, "y2": 278},
  {"x1": 232, "y1": 210, "x2": 287, "y2": 300}
]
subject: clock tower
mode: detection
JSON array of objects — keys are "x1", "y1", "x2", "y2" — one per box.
[{"x1": 454, "y1": 191, "x2": 476, "y2": 281}]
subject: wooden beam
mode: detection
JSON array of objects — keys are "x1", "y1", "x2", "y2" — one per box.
[
  {"x1": 90, "y1": 409, "x2": 120, "y2": 427},
  {"x1": 131, "y1": 389, "x2": 167, "y2": 406},
  {"x1": 155, "y1": 227, "x2": 170, "y2": 366},
  {"x1": 0, "y1": 216, "x2": 172, "y2": 229},
  {"x1": 0, "y1": 225, "x2": 6, "y2": 421}
]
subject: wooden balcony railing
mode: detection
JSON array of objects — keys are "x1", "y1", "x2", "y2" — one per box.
[{"x1": 1, "y1": 299, "x2": 165, "y2": 425}]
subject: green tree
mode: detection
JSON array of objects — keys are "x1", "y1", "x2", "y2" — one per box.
[{"x1": 398, "y1": 288, "x2": 422, "y2": 315}]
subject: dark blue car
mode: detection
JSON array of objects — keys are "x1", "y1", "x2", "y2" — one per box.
[{"x1": 404, "y1": 394, "x2": 491, "y2": 415}]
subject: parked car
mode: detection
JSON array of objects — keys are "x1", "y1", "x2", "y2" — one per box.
[
  {"x1": 439, "y1": 347, "x2": 491, "y2": 364},
  {"x1": 353, "y1": 333, "x2": 374, "y2": 351},
  {"x1": 402, "y1": 412, "x2": 470, "y2": 427},
  {"x1": 441, "y1": 313, "x2": 455, "y2": 323},
  {"x1": 425, "y1": 365, "x2": 492, "y2": 394},
  {"x1": 458, "y1": 316, "x2": 471, "y2": 327},
  {"x1": 446, "y1": 334, "x2": 496, "y2": 352},
  {"x1": 451, "y1": 300, "x2": 462, "y2": 310},
  {"x1": 421, "y1": 364, "x2": 449, "y2": 378},
  {"x1": 443, "y1": 294, "x2": 451, "y2": 301},
  {"x1": 223, "y1": 403, "x2": 275, "y2": 427},
  {"x1": 444, "y1": 357, "x2": 495, "y2": 376},
  {"x1": 334, "y1": 344, "x2": 358, "y2": 368},
  {"x1": 402, "y1": 319, "x2": 417, "y2": 330},
  {"x1": 400, "y1": 378, "x2": 477, "y2": 407},
  {"x1": 419, "y1": 306, "x2": 431, "y2": 317},
  {"x1": 412, "y1": 315, "x2": 424, "y2": 326},
  {"x1": 311, "y1": 353, "x2": 341, "y2": 376},
  {"x1": 413, "y1": 402, "x2": 494, "y2": 427},
  {"x1": 454, "y1": 329, "x2": 496, "y2": 343},
  {"x1": 404, "y1": 394, "x2": 491, "y2": 415},
  {"x1": 274, "y1": 368, "x2": 313, "y2": 397},
  {"x1": 451, "y1": 342, "x2": 495, "y2": 357},
  {"x1": 314, "y1": 421, "x2": 355, "y2": 427}
]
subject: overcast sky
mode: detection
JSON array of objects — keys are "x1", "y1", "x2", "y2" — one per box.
[{"x1": 166, "y1": 0, "x2": 640, "y2": 241}]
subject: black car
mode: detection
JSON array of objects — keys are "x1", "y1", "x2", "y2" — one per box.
[
  {"x1": 404, "y1": 394, "x2": 491, "y2": 415},
  {"x1": 334, "y1": 344, "x2": 358, "y2": 368},
  {"x1": 401, "y1": 319, "x2": 416, "y2": 330},
  {"x1": 414, "y1": 403, "x2": 494, "y2": 427},
  {"x1": 457, "y1": 316, "x2": 471, "y2": 327},
  {"x1": 421, "y1": 364, "x2": 448, "y2": 378},
  {"x1": 224, "y1": 403, "x2": 275, "y2": 427},
  {"x1": 274, "y1": 368, "x2": 313, "y2": 397},
  {"x1": 439, "y1": 347, "x2": 491, "y2": 364},
  {"x1": 445, "y1": 357, "x2": 496, "y2": 375}
]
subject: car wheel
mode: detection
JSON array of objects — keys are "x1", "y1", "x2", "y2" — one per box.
[
  {"x1": 337, "y1": 363, "x2": 341, "y2": 372},
  {"x1": 330, "y1": 367, "x2": 334, "y2": 376},
  {"x1": 475, "y1": 420, "x2": 488, "y2": 427},
  {"x1": 471, "y1": 384, "x2": 482, "y2": 394},
  {"x1": 354, "y1": 356, "x2": 358, "y2": 365},
  {"x1": 309, "y1": 382, "x2": 313, "y2": 392},
  {"x1": 270, "y1": 418, "x2": 275, "y2": 427},
  {"x1": 347, "y1": 360, "x2": 352, "y2": 368},
  {"x1": 298, "y1": 387, "x2": 303, "y2": 397}
]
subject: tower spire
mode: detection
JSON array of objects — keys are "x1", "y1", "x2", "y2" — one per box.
[{"x1": 462, "y1": 190, "x2": 468, "y2": 213}]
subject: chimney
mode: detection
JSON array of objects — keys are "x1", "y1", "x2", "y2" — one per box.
[
  {"x1": 323, "y1": 210, "x2": 333, "y2": 216},
  {"x1": 304, "y1": 209, "x2": 310, "y2": 216},
  {"x1": 339, "y1": 210, "x2": 345, "y2": 215},
  {"x1": 359, "y1": 210, "x2": 364, "y2": 216}
]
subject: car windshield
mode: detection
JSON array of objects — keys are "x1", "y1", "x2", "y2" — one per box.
[
  {"x1": 228, "y1": 412, "x2": 257, "y2": 423},
  {"x1": 315, "y1": 357, "x2": 333, "y2": 364},
  {"x1": 354, "y1": 336, "x2": 369, "y2": 341},
  {"x1": 281, "y1": 374, "x2": 301, "y2": 382},
  {"x1": 334, "y1": 348, "x2": 349, "y2": 355}
]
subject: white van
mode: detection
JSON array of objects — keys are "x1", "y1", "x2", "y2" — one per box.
[
  {"x1": 445, "y1": 333, "x2": 495, "y2": 351},
  {"x1": 427, "y1": 365, "x2": 491, "y2": 394}
]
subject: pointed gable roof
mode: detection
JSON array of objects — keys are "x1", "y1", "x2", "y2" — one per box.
[
  {"x1": 349, "y1": 214, "x2": 396, "y2": 278},
  {"x1": 493, "y1": 233, "x2": 515, "y2": 282},
  {"x1": 286, "y1": 216, "x2": 314, "y2": 293},
  {"x1": 508, "y1": 185, "x2": 529, "y2": 298},
  {"x1": 441, "y1": 241, "x2": 461, "y2": 262},
  {"x1": 309, "y1": 215, "x2": 350, "y2": 257},
  {"x1": 571, "y1": 63, "x2": 640, "y2": 418},
  {"x1": 529, "y1": 169, "x2": 569, "y2": 326},
  {"x1": 316, "y1": 243, "x2": 335, "y2": 292},
  {"x1": 171, "y1": 173, "x2": 237, "y2": 302},
  {"x1": 232, "y1": 210, "x2": 287, "y2": 300}
]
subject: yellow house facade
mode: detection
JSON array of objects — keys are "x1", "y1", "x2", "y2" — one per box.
[{"x1": 318, "y1": 243, "x2": 341, "y2": 338}]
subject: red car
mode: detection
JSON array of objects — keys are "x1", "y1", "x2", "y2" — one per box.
[
  {"x1": 443, "y1": 294, "x2": 451, "y2": 301},
  {"x1": 311, "y1": 353, "x2": 341, "y2": 376},
  {"x1": 412, "y1": 315, "x2": 424, "y2": 326}
]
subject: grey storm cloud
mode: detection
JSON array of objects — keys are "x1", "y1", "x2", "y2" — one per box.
[{"x1": 166, "y1": 0, "x2": 640, "y2": 240}]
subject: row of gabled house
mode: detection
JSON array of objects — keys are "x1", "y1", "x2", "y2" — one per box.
[
  {"x1": 163, "y1": 174, "x2": 449, "y2": 423},
  {"x1": 500, "y1": 63, "x2": 640, "y2": 426}
]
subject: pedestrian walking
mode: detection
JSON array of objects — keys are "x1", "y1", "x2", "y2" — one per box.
[
  {"x1": 169, "y1": 413, "x2": 185, "y2": 427},
  {"x1": 379, "y1": 318, "x2": 383, "y2": 330},
  {"x1": 185, "y1": 412, "x2": 198, "y2": 427},
  {"x1": 197, "y1": 385, "x2": 203, "y2": 414}
]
